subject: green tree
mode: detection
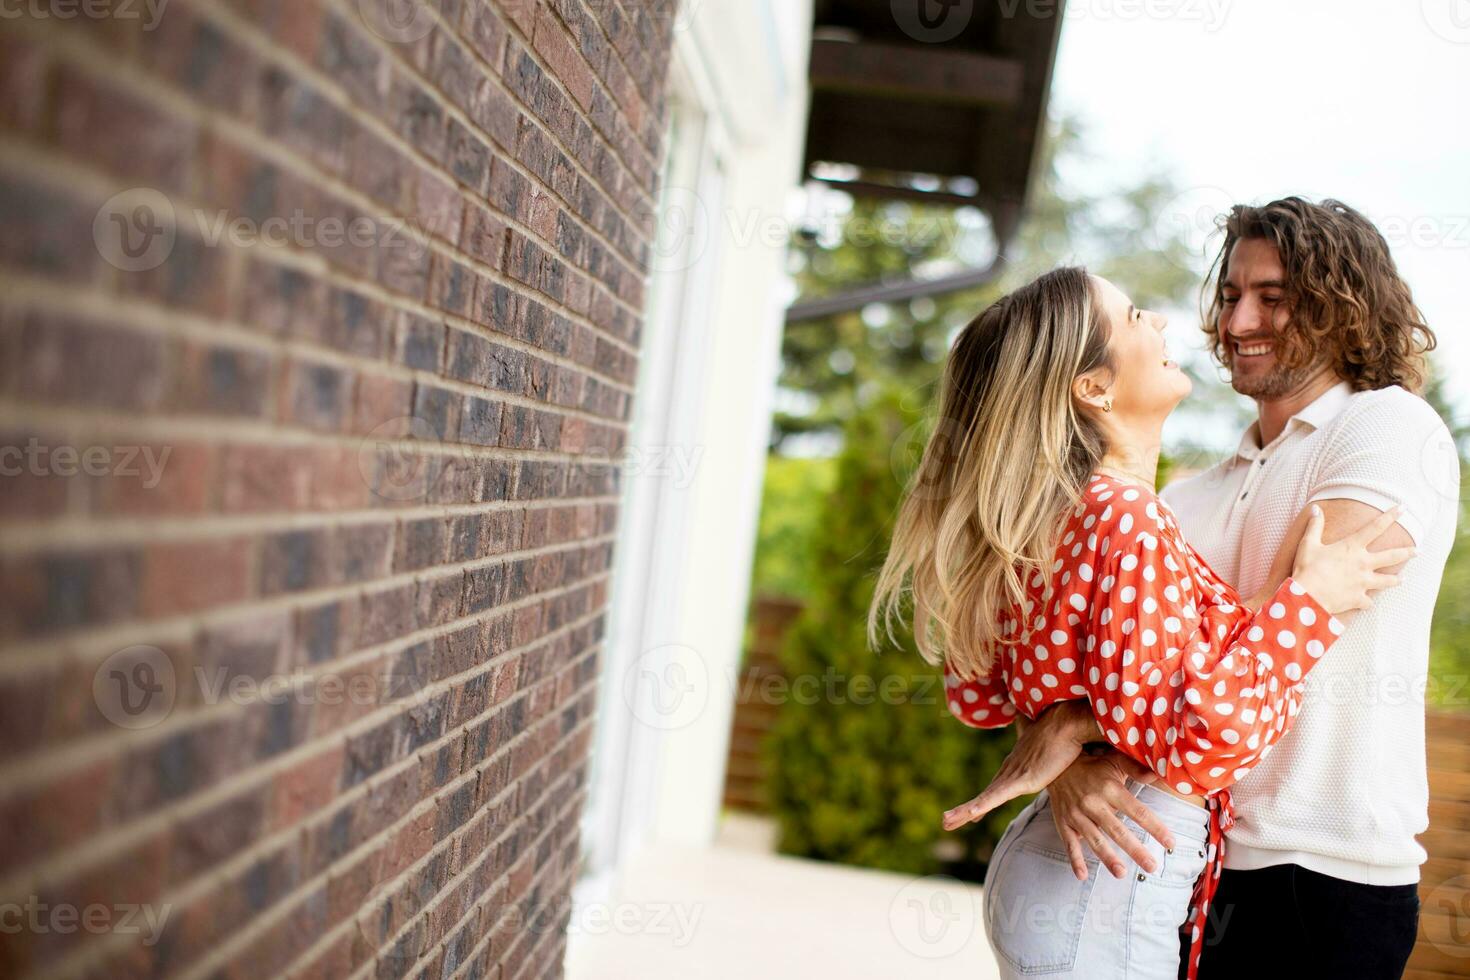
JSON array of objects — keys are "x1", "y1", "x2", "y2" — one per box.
[{"x1": 763, "y1": 388, "x2": 1024, "y2": 873}]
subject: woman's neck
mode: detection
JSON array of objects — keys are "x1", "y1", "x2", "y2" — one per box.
[{"x1": 1098, "y1": 440, "x2": 1161, "y2": 489}]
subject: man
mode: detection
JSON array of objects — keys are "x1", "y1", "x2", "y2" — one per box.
[{"x1": 946, "y1": 197, "x2": 1459, "y2": 978}]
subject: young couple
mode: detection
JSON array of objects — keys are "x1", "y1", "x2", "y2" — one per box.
[{"x1": 869, "y1": 197, "x2": 1459, "y2": 979}]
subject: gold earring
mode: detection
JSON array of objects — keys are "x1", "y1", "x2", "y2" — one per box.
[{"x1": 1103, "y1": 398, "x2": 1113, "y2": 413}]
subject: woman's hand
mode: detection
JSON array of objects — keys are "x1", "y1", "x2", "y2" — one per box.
[
  {"x1": 942, "y1": 700, "x2": 1100, "y2": 832},
  {"x1": 1290, "y1": 504, "x2": 1416, "y2": 614},
  {"x1": 1045, "y1": 751, "x2": 1175, "y2": 880}
]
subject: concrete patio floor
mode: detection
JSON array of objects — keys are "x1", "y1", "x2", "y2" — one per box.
[{"x1": 565, "y1": 813, "x2": 1003, "y2": 980}]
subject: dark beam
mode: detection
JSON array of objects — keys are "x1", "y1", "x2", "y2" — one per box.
[
  {"x1": 809, "y1": 38, "x2": 1024, "y2": 106},
  {"x1": 807, "y1": 175, "x2": 983, "y2": 209},
  {"x1": 785, "y1": 260, "x2": 1005, "y2": 324}
]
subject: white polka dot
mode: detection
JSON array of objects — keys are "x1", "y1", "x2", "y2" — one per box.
[
  {"x1": 1041, "y1": 673, "x2": 1057, "y2": 687},
  {"x1": 1306, "y1": 639, "x2": 1325, "y2": 659},
  {"x1": 1268, "y1": 602, "x2": 1286, "y2": 619},
  {"x1": 1284, "y1": 663, "x2": 1302, "y2": 681},
  {"x1": 1214, "y1": 702, "x2": 1234, "y2": 716},
  {"x1": 1121, "y1": 554, "x2": 1139, "y2": 572},
  {"x1": 1051, "y1": 630, "x2": 1068, "y2": 646},
  {"x1": 1120, "y1": 585, "x2": 1137, "y2": 603},
  {"x1": 1058, "y1": 658, "x2": 1076, "y2": 672},
  {"x1": 1299, "y1": 607, "x2": 1316, "y2": 626},
  {"x1": 1141, "y1": 628, "x2": 1158, "y2": 647},
  {"x1": 1277, "y1": 630, "x2": 1297, "y2": 648},
  {"x1": 1079, "y1": 563, "x2": 1094, "y2": 582},
  {"x1": 1247, "y1": 626, "x2": 1265, "y2": 642}
]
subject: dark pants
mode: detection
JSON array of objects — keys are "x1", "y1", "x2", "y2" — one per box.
[{"x1": 1181, "y1": 864, "x2": 1420, "y2": 979}]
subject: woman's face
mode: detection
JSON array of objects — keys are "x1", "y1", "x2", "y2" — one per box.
[{"x1": 1088, "y1": 275, "x2": 1192, "y2": 420}]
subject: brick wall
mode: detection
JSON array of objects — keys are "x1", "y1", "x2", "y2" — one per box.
[{"x1": 0, "y1": 1, "x2": 675, "y2": 977}]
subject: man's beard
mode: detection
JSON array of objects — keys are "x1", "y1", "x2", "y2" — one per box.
[{"x1": 1228, "y1": 358, "x2": 1318, "y2": 400}]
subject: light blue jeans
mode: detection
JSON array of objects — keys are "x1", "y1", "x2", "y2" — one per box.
[{"x1": 983, "y1": 778, "x2": 1211, "y2": 979}]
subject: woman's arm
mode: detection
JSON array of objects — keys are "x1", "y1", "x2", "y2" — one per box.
[
  {"x1": 1078, "y1": 525, "x2": 1343, "y2": 796},
  {"x1": 943, "y1": 661, "x2": 1019, "y2": 729}
]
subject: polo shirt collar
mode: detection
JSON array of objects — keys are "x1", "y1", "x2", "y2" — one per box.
[{"x1": 1233, "y1": 380, "x2": 1355, "y2": 461}]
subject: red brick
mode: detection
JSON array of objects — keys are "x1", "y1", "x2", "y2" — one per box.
[{"x1": 140, "y1": 537, "x2": 254, "y2": 617}]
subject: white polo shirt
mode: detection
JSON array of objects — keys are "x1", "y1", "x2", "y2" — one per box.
[{"x1": 1161, "y1": 381, "x2": 1460, "y2": 885}]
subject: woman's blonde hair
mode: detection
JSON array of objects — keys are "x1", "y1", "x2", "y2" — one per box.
[{"x1": 867, "y1": 267, "x2": 1114, "y2": 680}]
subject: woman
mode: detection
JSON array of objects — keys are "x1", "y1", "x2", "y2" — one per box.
[{"x1": 867, "y1": 267, "x2": 1411, "y2": 980}]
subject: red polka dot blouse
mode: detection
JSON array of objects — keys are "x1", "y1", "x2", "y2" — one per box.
[{"x1": 943, "y1": 472, "x2": 1345, "y2": 980}]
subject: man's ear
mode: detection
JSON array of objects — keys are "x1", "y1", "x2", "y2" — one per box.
[{"x1": 1073, "y1": 369, "x2": 1112, "y2": 413}]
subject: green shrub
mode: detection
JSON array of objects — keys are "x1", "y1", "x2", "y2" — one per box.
[{"x1": 763, "y1": 387, "x2": 1027, "y2": 876}]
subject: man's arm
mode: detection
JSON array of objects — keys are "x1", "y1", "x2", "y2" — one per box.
[
  {"x1": 941, "y1": 700, "x2": 1100, "y2": 830},
  {"x1": 1241, "y1": 499, "x2": 1407, "y2": 611}
]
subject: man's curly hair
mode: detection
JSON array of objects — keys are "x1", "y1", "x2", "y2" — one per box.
[{"x1": 1203, "y1": 197, "x2": 1437, "y2": 392}]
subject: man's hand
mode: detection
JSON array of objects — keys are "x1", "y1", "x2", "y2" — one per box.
[
  {"x1": 942, "y1": 701, "x2": 1101, "y2": 832},
  {"x1": 1045, "y1": 751, "x2": 1177, "y2": 880}
]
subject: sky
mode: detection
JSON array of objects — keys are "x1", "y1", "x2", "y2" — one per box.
[{"x1": 1044, "y1": 0, "x2": 1470, "y2": 442}]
